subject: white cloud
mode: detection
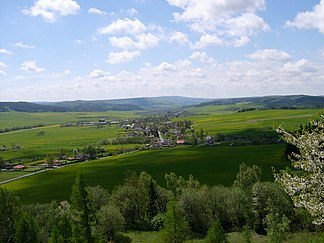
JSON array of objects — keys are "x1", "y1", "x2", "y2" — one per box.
[
  {"x1": 16, "y1": 75, "x2": 26, "y2": 80},
  {"x1": 89, "y1": 69, "x2": 110, "y2": 79},
  {"x1": 167, "y1": 0, "x2": 268, "y2": 47},
  {"x1": 20, "y1": 61, "x2": 45, "y2": 73},
  {"x1": 107, "y1": 51, "x2": 140, "y2": 64},
  {"x1": 247, "y1": 49, "x2": 291, "y2": 62},
  {"x1": 286, "y1": 0, "x2": 324, "y2": 33},
  {"x1": 191, "y1": 34, "x2": 223, "y2": 49},
  {"x1": 23, "y1": 0, "x2": 80, "y2": 23},
  {"x1": 0, "y1": 61, "x2": 7, "y2": 69},
  {"x1": 0, "y1": 48, "x2": 13, "y2": 54},
  {"x1": 98, "y1": 18, "x2": 146, "y2": 35},
  {"x1": 14, "y1": 42, "x2": 35, "y2": 49},
  {"x1": 88, "y1": 7, "x2": 106, "y2": 15},
  {"x1": 169, "y1": 31, "x2": 189, "y2": 45},
  {"x1": 281, "y1": 59, "x2": 317, "y2": 73},
  {"x1": 109, "y1": 33, "x2": 160, "y2": 50},
  {"x1": 189, "y1": 52, "x2": 215, "y2": 63},
  {"x1": 125, "y1": 8, "x2": 138, "y2": 16}
]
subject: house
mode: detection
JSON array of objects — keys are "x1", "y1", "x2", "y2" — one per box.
[
  {"x1": 176, "y1": 139, "x2": 188, "y2": 145},
  {"x1": 13, "y1": 165, "x2": 26, "y2": 170}
]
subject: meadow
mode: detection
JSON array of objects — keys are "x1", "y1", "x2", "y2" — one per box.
[
  {"x1": 0, "y1": 108, "x2": 323, "y2": 204},
  {"x1": 2, "y1": 144, "x2": 288, "y2": 204}
]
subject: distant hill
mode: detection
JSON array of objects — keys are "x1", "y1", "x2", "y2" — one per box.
[
  {"x1": 43, "y1": 96, "x2": 213, "y2": 111},
  {"x1": 1, "y1": 95, "x2": 323, "y2": 112},
  {"x1": 193, "y1": 95, "x2": 324, "y2": 109},
  {"x1": 0, "y1": 96, "x2": 213, "y2": 112},
  {"x1": 0, "y1": 102, "x2": 68, "y2": 112}
]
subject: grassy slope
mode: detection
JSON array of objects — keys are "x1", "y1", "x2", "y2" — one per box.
[
  {"x1": 184, "y1": 109, "x2": 322, "y2": 134},
  {"x1": 0, "y1": 111, "x2": 138, "y2": 129},
  {"x1": 1, "y1": 144, "x2": 289, "y2": 204}
]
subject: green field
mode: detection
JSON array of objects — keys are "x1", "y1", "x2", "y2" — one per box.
[
  {"x1": 0, "y1": 108, "x2": 323, "y2": 204},
  {"x1": 1, "y1": 144, "x2": 289, "y2": 204},
  {"x1": 184, "y1": 109, "x2": 322, "y2": 135},
  {"x1": 0, "y1": 111, "x2": 138, "y2": 130}
]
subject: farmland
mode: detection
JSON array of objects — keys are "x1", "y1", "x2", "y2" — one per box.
[
  {"x1": 1, "y1": 107, "x2": 322, "y2": 204},
  {"x1": 2, "y1": 144, "x2": 289, "y2": 204}
]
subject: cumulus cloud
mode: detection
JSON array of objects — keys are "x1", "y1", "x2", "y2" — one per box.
[
  {"x1": 109, "y1": 33, "x2": 160, "y2": 50},
  {"x1": 0, "y1": 48, "x2": 13, "y2": 54},
  {"x1": 189, "y1": 52, "x2": 215, "y2": 63},
  {"x1": 281, "y1": 59, "x2": 317, "y2": 73},
  {"x1": 98, "y1": 18, "x2": 146, "y2": 35},
  {"x1": 0, "y1": 62, "x2": 6, "y2": 78},
  {"x1": 167, "y1": 0, "x2": 269, "y2": 47},
  {"x1": 191, "y1": 34, "x2": 223, "y2": 49},
  {"x1": 107, "y1": 51, "x2": 140, "y2": 64},
  {"x1": 247, "y1": 49, "x2": 291, "y2": 62},
  {"x1": 14, "y1": 42, "x2": 35, "y2": 49},
  {"x1": 23, "y1": 0, "x2": 80, "y2": 23},
  {"x1": 286, "y1": 0, "x2": 324, "y2": 33},
  {"x1": 88, "y1": 7, "x2": 106, "y2": 15},
  {"x1": 20, "y1": 61, "x2": 45, "y2": 73},
  {"x1": 89, "y1": 69, "x2": 110, "y2": 78},
  {"x1": 169, "y1": 31, "x2": 189, "y2": 45}
]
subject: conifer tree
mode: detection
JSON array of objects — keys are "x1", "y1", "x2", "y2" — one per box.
[{"x1": 70, "y1": 172, "x2": 93, "y2": 242}]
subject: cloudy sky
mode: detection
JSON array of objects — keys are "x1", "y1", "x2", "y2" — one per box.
[{"x1": 0, "y1": 0, "x2": 324, "y2": 101}]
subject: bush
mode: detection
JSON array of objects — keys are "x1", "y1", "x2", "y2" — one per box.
[{"x1": 205, "y1": 219, "x2": 228, "y2": 243}]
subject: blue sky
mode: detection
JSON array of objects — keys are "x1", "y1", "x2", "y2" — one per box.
[{"x1": 0, "y1": 0, "x2": 323, "y2": 101}]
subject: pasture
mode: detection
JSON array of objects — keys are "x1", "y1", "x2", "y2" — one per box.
[
  {"x1": 0, "y1": 111, "x2": 138, "y2": 130},
  {"x1": 0, "y1": 108, "x2": 323, "y2": 204},
  {"x1": 184, "y1": 108, "x2": 321, "y2": 135},
  {"x1": 1, "y1": 144, "x2": 289, "y2": 204}
]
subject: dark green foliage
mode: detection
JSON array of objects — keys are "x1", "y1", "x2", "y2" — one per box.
[
  {"x1": 206, "y1": 186, "x2": 250, "y2": 231},
  {"x1": 94, "y1": 205, "x2": 125, "y2": 242},
  {"x1": 160, "y1": 200, "x2": 190, "y2": 243},
  {"x1": 0, "y1": 188, "x2": 20, "y2": 243},
  {"x1": 23, "y1": 202, "x2": 58, "y2": 243},
  {"x1": 14, "y1": 212, "x2": 40, "y2": 243},
  {"x1": 179, "y1": 188, "x2": 209, "y2": 235},
  {"x1": 252, "y1": 182, "x2": 293, "y2": 233},
  {"x1": 86, "y1": 185, "x2": 110, "y2": 210},
  {"x1": 205, "y1": 219, "x2": 228, "y2": 243},
  {"x1": 52, "y1": 201, "x2": 73, "y2": 243},
  {"x1": 70, "y1": 172, "x2": 93, "y2": 242},
  {"x1": 147, "y1": 180, "x2": 159, "y2": 219},
  {"x1": 263, "y1": 212, "x2": 290, "y2": 243},
  {"x1": 233, "y1": 163, "x2": 262, "y2": 194},
  {"x1": 49, "y1": 226, "x2": 64, "y2": 243}
]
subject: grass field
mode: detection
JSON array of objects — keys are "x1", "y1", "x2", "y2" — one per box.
[
  {"x1": 0, "y1": 108, "x2": 322, "y2": 204},
  {"x1": 0, "y1": 111, "x2": 139, "y2": 130},
  {"x1": 184, "y1": 109, "x2": 322, "y2": 135},
  {"x1": 1, "y1": 144, "x2": 289, "y2": 204}
]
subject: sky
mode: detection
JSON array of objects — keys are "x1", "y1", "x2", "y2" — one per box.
[{"x1": 0, "y1": 0, "x2": 324, "y2": 102}]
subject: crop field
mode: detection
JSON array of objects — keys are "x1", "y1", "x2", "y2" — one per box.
[
  {"x1": 184, "y1": 109, "x2": 322, "y2": 135},
  {"x1": 0, "y1": 108, "x2": 323, "y2": 204},
  {"x1": 1, "y1": 144, "x2": 289, "y2": 204},
  {"x1": 0, "y1": 111, "x2": 138, "y2": 130}
]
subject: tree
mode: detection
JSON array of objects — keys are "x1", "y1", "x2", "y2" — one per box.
[
  {"x1": 0, "y1": 155, "x2": 6, "y2": 169},
  {"x1": 14, "y1": 212, "x2": 40, "y2": 243},
  {"x1": 275, "y1": 116, "x2": 324, "y2": 225},
  {"x1": 70, "y1": 172, "x2": 93, "y2": 242},
  {"x1": 160, "y1": 200, "x2": 189, "y2": 243},
  {"x1": 94, "y1": 205, "x2": 125, "y2": 242},
  {"x1": 205, "y1": 218, "x2": 228, "y2": 243},
  {"x1": 233, "y1": 163, "x2": 262, "y2": 194},
  {"x1": 0, "y1": 188, "x2": 21, "y2": 243}
]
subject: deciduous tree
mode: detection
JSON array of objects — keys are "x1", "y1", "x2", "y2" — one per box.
[{"x1": 275, "y1": 116, "x2": 324, "y2": 225}]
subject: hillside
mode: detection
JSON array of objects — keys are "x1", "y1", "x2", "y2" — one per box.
[
  {"x1": 1, "y1": 95, "x2": 323, "y2": 112},
  {"x1": 0, "y1": 96, "x2": 213, "y2": 112},
  {"x1": 193, "y1": 95, "x2": 324, "y2": 109}
]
